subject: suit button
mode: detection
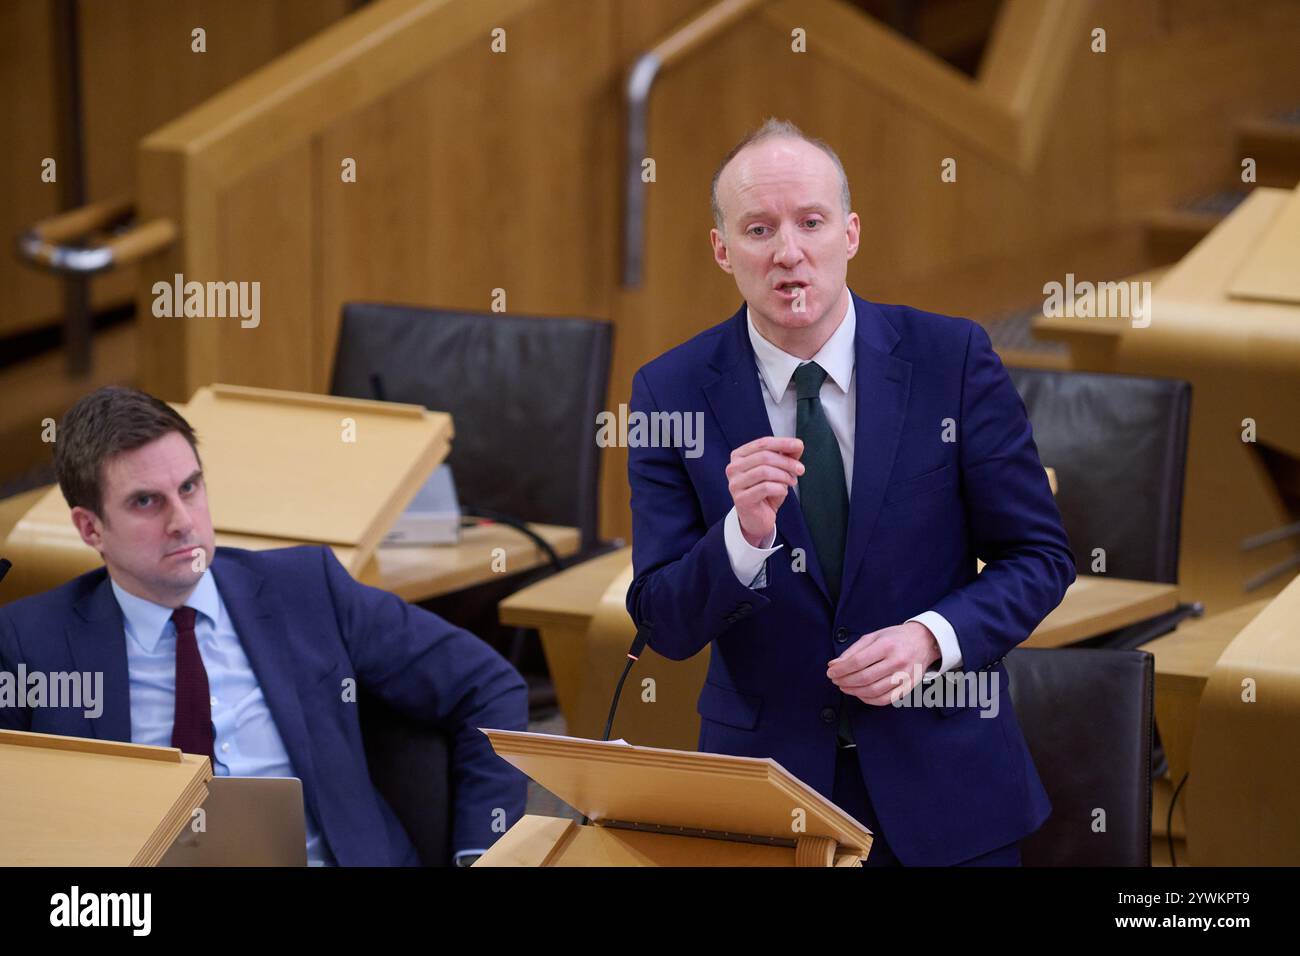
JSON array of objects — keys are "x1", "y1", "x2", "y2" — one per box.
[
  {"x1": 835, "y1": 627, "x2": 850, "y2": 644},
  {"x1": 820, "y1": 707, "x2": 836, "y2": 723}
]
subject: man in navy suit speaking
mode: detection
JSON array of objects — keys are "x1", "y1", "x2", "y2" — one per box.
[
  {"x1": 625, "y1": 119, "x2": 1075, "y2": 866},
  {"x1": 0, "y1": 386, "x2": 527, "y2": 865}
]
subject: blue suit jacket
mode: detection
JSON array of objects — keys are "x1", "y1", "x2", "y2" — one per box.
[
  {"x1": 626, "y1": 291, "x2": 1075, "y2": 865},
  {"x1": 0, "y1": 545, "x2": 528, "y2": 865}
]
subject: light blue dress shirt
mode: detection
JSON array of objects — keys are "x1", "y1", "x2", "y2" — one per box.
[{"x1": 110, "y1": 571, "x2": 334, "y2": 866}]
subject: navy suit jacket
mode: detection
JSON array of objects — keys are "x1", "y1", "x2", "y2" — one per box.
[
  {"x1": 626, "y1": 291, "x2": 1076, "y2": 865},
  {"x1": 0, "y1": 545, "x2": 528, "y2": 865}
]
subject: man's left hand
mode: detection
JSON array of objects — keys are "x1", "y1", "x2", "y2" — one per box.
[{"x1": 827, "y1": 622, "x2": 941, "y2": 706}]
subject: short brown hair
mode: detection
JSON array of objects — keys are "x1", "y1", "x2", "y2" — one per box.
[
  {"x1": 55, "y1": 386, "x2": 202, "y2": 517},
  {"x1": 710, "y1": 117, "x2": 852, "y2": 232}
]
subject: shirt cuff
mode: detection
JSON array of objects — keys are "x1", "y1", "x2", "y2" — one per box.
[
  {"x1": 907, "y1": 611, "x2": 962, "y2": 679},
  {"x1": 723, "y1": 507, "x2": 782, "y2": 587},
  {"x1": 454, "y1": 848, "x2": 487, "y2": 866}
]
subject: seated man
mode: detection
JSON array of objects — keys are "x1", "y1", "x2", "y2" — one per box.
[{"x1": 0, "y1": 386, "x2": 527, "y2": 866}]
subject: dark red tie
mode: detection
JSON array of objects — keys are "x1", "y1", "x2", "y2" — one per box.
[{"x1": 170, "y1": 606, "x2": 214, "y2": 762}]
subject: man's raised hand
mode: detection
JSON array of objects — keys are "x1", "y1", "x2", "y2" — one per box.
[{"x1": 726, "y1": 436, "x2": 804, "y2": 547}]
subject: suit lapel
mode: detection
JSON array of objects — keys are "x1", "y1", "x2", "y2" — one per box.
[
  {"x1": 703, "y1": 305, "x2": 832, "y2": 605},
  {"x1": 840, "y1": 295, "x2": 912, "y2": 609},
  {"x1": 210, "y1": 555, "x2": 322, "y2": 820},
  {"x1": 66, "y1": 575, "x2": 132, "y2": 742}
]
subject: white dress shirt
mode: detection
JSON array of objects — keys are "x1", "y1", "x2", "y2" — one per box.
[{"x1": 721, "y1": 294, "x2": 964, "y2": 676}]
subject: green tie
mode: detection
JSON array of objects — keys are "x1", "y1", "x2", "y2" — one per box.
[
  {"x1": 793, "y1": 361, "x2": 848, "y2": 602},
  {"x1": 793, "y1": 362, "x2": 856, "y2": 747}
]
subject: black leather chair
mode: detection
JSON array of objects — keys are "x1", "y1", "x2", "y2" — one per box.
[
  {"x1": 359, "y1": 693, "x2": 451, "y2": 866},
  {"x1": 1009, "y1": 367, "x2": 1199, "y2": 648},
  {"x1": 1006, "y1": 647, "x2": 1154, "y2": 866},
  {"x1": 330, "y1": 302, "x2": 615, "y2": 686},
  {"x1": 1007, "y1": 367, "x2": 1191, "y2": 587},
  {"x1": 331, "y1": 302, "x2": 613, "y2": 551}
]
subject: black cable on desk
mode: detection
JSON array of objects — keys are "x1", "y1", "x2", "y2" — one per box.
[{"x1": 461, "y1": 507, "x2": 565, "y2": 574}]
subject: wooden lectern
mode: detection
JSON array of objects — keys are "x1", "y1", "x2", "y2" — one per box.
[
  {"x1": 0, "y1": 728, "x2": 213, "y2": 866},
  {"x1": 474, "y1": 729, "x2": 872, "y2": 867}
]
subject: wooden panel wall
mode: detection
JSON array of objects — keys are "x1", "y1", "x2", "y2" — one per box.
[
  {"x1": 0, "y1": 0, "x2": 351, "y2": 339},
  {"x1": 314, "y1": 0, "x2": 623, "y2": 387},
  {"x1": 80, "y1": 0, "x2": 356, "y2": 207},
  {"x1": 0, "y1": 1, "x2": 66, "y2": 338},
  {"x1": 1106, "y1": 0, "x2": 1300, "y2": 217}
]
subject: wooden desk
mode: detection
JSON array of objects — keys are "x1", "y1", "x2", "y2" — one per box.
[
  {"x1": 500, "y1": 547, "x2": 632, "y2": 729},
  {"x1": 1025, "y1": 576, "x2": 1179, "y2": 648},
  {"x1": 504, "y1": 553, "x2": 1181, "y2": 654},
  {"x1": 1183, "y1": 575, "x2": 1300, "y2": 864},
  {"x1": 1, "y1": 729, "x2": 212, "y2": 866},
  {"x1": 0, "y1": 485, "x2": 578, "y2": 606},
  {"x1": 1145, "y1": 600, "x2": 1268, "y2": 793},
  {"x1": 499, "y1": 546, "x2": 631, "y2": 631},
  {"x1": 360, "y1": 522, "x2": 580, "y2": 603}
]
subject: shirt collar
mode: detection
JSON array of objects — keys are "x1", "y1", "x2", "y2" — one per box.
[
  {"x1": 746, "y1": 293, "x2": 856, "y2": 404},
  {"x1": 110, "y1": 569, "x2": 221, "y2": 654}
]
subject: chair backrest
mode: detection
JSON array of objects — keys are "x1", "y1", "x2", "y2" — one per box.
[
  {"x1": 359, "y1": 694, "x2": 451, "y2": 866},
  {"x1": 331, "y1": 303, "x2": 613, "y2": 549},
  {"x1": 1006, "y1": 647, "x2": 1153, "y2": 866},
  {"x1": 1007, "y1": 367, "x2": 1191, "y2": 584}
]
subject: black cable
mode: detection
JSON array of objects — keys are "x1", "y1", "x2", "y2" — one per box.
[
  {"x1": 602, "y1": 656, "x2": 638, "y2": 744},
  {"x1": 462, "y1": 507, "x2": 565, "y2": 574},
  {"x1": 580, "y1": 627, "x2": 649, "y2": 826},
  {"x1": 579, "y1": 659, "x2": 634, "y2": 827},
  {"x1": 1167, "y1": 771, "x2": 1189, "y2": 866}
]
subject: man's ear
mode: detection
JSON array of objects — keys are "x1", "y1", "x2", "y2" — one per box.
[
  {"x1": 710, "y1": 228, "x2": 734, "y2": 274},
  {"x1": 70, "y1": 506, "x2": 104, "y2": 553},
  {"x1": 845, "y1": 211, "x2": 861, "y2": 261}
]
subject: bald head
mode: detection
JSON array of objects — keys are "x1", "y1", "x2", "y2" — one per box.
[{"x1": 710, "y1": 119, "x2": 851, "y2": 234}]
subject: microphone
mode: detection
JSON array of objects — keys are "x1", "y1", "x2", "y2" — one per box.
[
  {"x1": 582, "y1": 622, "x2": 650, "y2": 827},
  {"x1": 601, "y1": 623, "x2": 651, "y2": 742}
]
